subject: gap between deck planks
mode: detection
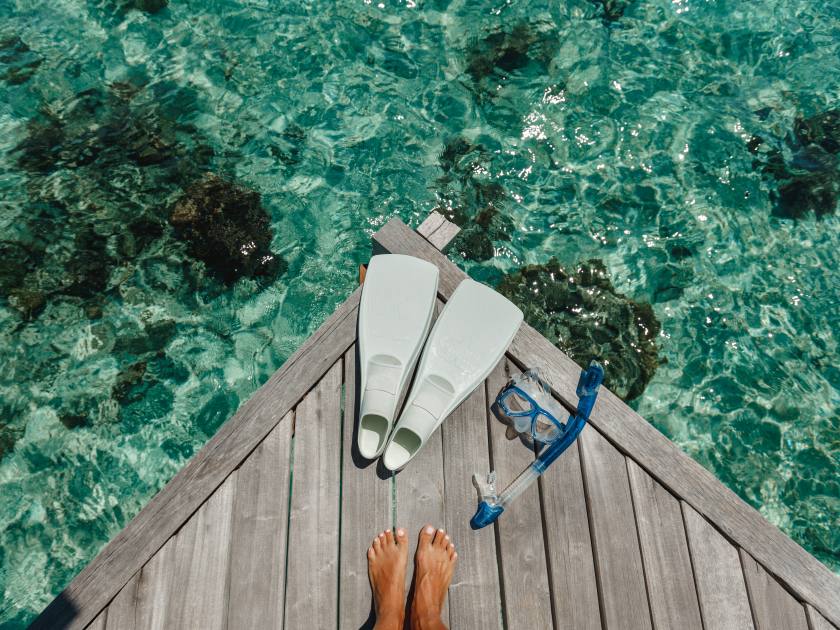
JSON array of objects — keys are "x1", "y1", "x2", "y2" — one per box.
[{"x1": 372, "y1": 216, "x2": 840, "y2": 627}]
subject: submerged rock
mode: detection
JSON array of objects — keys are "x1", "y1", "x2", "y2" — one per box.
[
  {"x1": 129, "y1": 0, "x2": 168, "y2": 12},
  {"x1": 0, "y1": 241, "x2": 44, "y2": 294},
  {"x1": 433, "y1": 137, "x2": 513, "y2": 261},
  {"x1": 58, "y1": 413, "x2": 89, "y2": 430},
  {"x1": 498, "y1": 258, "x2": 661, "y2": 401},
  {"x1": 0, "y1": 422, "x2": 21, "y2": 459},
  {"x1": 0, "y1": 35, "x2": 42, "y2": 85},
  {"x1": 15, "y1": 84, "x2": 212, "y2": 178},
  {"x1": 170, "y1": 175, "x2": 285, "y2": 283},
  {"x1": 794, "y1": 110, "x2": 840, "y2": 155},
  {"x1": 465, "y1": 22, "x2": 559, "y2": 91},
  {"x1": 750, "y1": 110, "x2": 840, "y2": 219},
  {"x1": 590, "y1": 0, "x2": 635, "y2": 23},
  {"x1": 64, "y1": 227, "x2": 112, "y2": 298},
  {"x1": 112, "y1": 360, "x2": 147, "y2": 403},
  {"x1": 8, "y1": 288, "x2": 47, "y2": 320},
  {"x1": 448, "y1": 205, "x2": 514, "y2": 262}
]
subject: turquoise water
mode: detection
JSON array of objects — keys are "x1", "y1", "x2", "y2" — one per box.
[{"x1": 1, "y1": 0, "x2": 838, "y2": 625}]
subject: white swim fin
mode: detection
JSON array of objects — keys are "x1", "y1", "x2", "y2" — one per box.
[
  {"x1": 382, "y1": 279, "x2": 523, "y2": 471},
  {"x1": 357, "y1": 254, "x2": 439, "y2": 460}
]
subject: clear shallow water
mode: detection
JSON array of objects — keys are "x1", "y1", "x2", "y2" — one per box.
[{"x1": 0, "y1": 0, "x2": 838, "y2": 625}]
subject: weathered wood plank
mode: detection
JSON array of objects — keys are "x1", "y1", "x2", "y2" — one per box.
[
  {"x1": 540, "y1": 439, "x2": 602, "y2": 630},
  {"x1": 284, "y1": 360, "x2": 343, "y2": 628},
  {"x1": 226, "y1": 414, "x2": 293, "y2": 629},
  {"x1": 105, "y1": 571, "x2": 138, "y2": 630},
  {"x1": 339, "y1": 346, "x2": 393, "y2": 630},
  {"x1": 436, "y1": 376, "x2": 502, "y2": 629},
  {"x1": 682, "y1": 502, "x2": 754, "y2": 630},
  {"x1": 579, "y1": 425, "x2": 653, "y2": 630},
  {"x1": 627, "y1": 459, "x2": 703, "y2": 630},
  {"x1": 485, "y1": 359, "x2": 553, "y2": 630},
  {"x1": 741, "y1": 550, "x2": 809, "y2": 630},
  {"x1": 417, "y1": 210, "x2": 461, "y2": 251},
  {"x1": 372, "y1": 217, "x2": 840, "y2": 626},
  {"x1": 133, "y1": 537, "x2": 176, "y2": 630},
  {"x1": 163, "y1": 474, "x2": 235, "y2": 630},
  {"x1": 807, "y1": 604, "x2": 837, "y2": 630},
  {"x1": 32, "y1": 289, "x2": 360, "y2": 630},
  {"x1": 87, "y1": 610, "x2": 106, "y2": 630}
]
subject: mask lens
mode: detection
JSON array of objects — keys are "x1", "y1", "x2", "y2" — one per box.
[
  {"x1": 503, "y1": 389, "x2": 534, "y2": 415},
  {"x1": 533, "y1": 413, "x2": 562, "y2": 443}
]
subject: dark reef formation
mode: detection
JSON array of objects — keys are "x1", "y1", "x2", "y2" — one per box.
[
  {"x1": 498, "y1": 258, "x2": 661, "y2": 401},
  {"x1": 750, "y1": 109, "x2": 840, "y2": 220},
  {"x1": 170, "y1": 175, "x2": 285, "y2": 283},
  {"x1": 0, "y1": 35, "x2": 42, "y2": 85},
  {"x1": 464, "y1": 22, "x2": 559, "y2": 97},
  {"x1": 590, "y1": 0, "x2": 635, "y2": 23},
  {"x1": 433, "y1": 136, "x2": 513, "y2": 262},
  {"x1": 3, "y1": 80, "x2": 284, "y2": 328}
]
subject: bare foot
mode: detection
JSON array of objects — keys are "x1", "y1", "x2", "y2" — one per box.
[
  {"x1": 411, "y1": 525, "x2": 457, "y2": 630},
  {"x1": 368, "y1": 528, "x2": 409, "y2": 630}
]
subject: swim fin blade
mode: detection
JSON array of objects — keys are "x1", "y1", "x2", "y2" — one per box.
[
  {"x1": 357, "y1": 254, "x2": 439, "y2": 460},
  {"x1": 382, "y1": 279, "x2": 523, "y2": 471}
]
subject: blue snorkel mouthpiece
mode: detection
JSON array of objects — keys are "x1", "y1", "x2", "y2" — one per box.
[
  {"x1": 470, "y1": 361, "x2": 604, "y2": 529},
  {"x1": 470, "y1": 501, "x2": 504, "y2": 529}
]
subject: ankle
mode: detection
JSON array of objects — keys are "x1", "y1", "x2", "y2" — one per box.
[
  {"x1": 410, "y1": 609, "x2": 445, "y2": 630},
  {"x1": 375, "y1": 605, "x2": 404, "y2": 629}
]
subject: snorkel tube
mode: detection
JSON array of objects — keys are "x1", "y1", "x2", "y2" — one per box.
[{"x1": 470, "y1": 361, "x2": 604, "y2": 529}]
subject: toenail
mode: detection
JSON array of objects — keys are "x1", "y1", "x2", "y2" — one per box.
[
  {"x1": 397, "y1": 528, "x2": 405, "y2": 536},
  {"x1": 445, "y1": 535, "x2": 450, "y2": 541},
  {"x1": 425, "y1": 526, "x2": 434, "y2": 535}
]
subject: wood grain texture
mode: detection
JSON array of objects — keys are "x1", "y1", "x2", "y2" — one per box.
[
  {"x1": 485, "y1": 360, "x2": 552, "y2": 630},
  {"x1": 163, "y1": 474, "x2": 235, "y2": 630},
  {"x1": 284, "y1": 360, "x2": 343, "y2": 629},
  {"x1": 438, "y1": 377, "x2": 502, "y2": 629},
  {"x1": 133, "y1": 537, "x2": 176, "y2": 630},
  {"x1": 807, "y1": 605, "x2": 837, "y2": 630},
  {"x1": 32, "y1": 289, "x2": 360, "y2": 630},
  {"x1": 339, "y1": 346, "x2": 393, "y2": 630},
  {"x1": 87, "y1": 610, "x2": 106, "y2": 630},
  {"x1": 417, "y1": 210, "x2": 461, "y2": 251},
  {"x1": 372, "y1": 217, "x2": 840, "y2": 627},
  {"x1": 226, "y1": 414, "x2": 293, "y2": 630},
  {"x1": 741, "y1": 550, "x2": 809, "y2": 630},
  {"x1": 682, "y1": 502, "x2": 755, "y2": 630},
  {"x1": 105, "y1": 571, "x2": 138, "y2": 630},
  {"x1": 539, "y1": 440, "x2": 602, "y2": 630},
  {"x1": 627, "y1": 459, "x2": 703, "y2": 630},
  {"x1": 578, "y1": 425, "x2": 653, "y2": 630}
]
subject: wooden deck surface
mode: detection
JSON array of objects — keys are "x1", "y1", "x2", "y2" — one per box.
[{"x1": 31, "y1": 214, "x2": 839, "y2": 630}]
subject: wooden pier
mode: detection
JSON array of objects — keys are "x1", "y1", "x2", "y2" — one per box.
[{"x1": 31, "y1": 214, "x2": 840, "y2": 630}]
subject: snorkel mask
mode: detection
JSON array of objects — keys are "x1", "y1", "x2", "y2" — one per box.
[
  {"x1": 471, "y1": 360, "x2": 604, "y2": 529},
  {"x1": 494, "y1": 369, "x2": 569, "y2": 445}
]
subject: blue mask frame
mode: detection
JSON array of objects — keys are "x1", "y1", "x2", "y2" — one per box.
[{"x1": 495, "y1": 384, "x2": 564, "y2": 443}]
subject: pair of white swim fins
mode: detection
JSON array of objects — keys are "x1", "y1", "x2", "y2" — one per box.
[{"x1": 357, "y1": 254, "x2": 524, "y2": 471}]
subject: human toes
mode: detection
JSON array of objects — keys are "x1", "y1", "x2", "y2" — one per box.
[
  {"x1": 418, "y1": 524, "x2": 435, "y2": 549},
  {"x1": 433, "y1": 528, "x2": 448, "y2": 549},
  {"x1": 396, "y1": 527, "x2": 408, "y2": 546}
]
